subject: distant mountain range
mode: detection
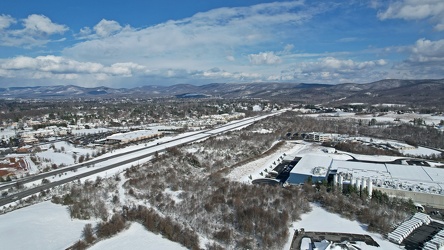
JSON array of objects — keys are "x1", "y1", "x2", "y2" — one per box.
[{"x1": 1, "y1": 79, "x2": 443, "y2": 106}]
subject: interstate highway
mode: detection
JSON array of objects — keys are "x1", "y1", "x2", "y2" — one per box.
[{"x1": 0, "y1": 111, "x2": 284, "y2": 206}]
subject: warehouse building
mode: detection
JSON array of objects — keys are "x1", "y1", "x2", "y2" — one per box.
[
  {"x1": 286, "y1": 154, "x2": 444, "y2": 208},
  {"x1": 286, "y1": 154, "x2": 333, "y2": 184}
]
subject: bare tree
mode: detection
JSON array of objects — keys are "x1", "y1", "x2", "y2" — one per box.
[{"x1": 82, "y1": 223, "x2": 95, "y2": 244}]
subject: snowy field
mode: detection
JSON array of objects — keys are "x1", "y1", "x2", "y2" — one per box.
[
  {"x1": 305, "y1": 111, "x2": 444, "y2": 127},
  {"x1": 0, "y1": 201, "x2": 92, "y2": 250},
  {"x1": 0, "y1": 201, "x2": 188, "y2": 250},
  {"x1": 354, "y1": 136, "x2": 442, "y2": 157},
  {"x1": 283, "y1": 203, "x2": 400, "y2": 250},
  {"x1": 0, "y1": 199, "x2": 401, "y2": 250},
  {"x1": 401, "y1": 147, "x2": 442, "y2": 157},
  {"x1": 0, "y1": 128, "x2": 17, "y2": 141},
  {"x1": 89, "y1": 223, "x2": 187, "y2": 250}
]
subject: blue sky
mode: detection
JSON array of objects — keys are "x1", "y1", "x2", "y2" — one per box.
[{"x1": 0, "y1": 0, "x2": 443, "y2": 88}]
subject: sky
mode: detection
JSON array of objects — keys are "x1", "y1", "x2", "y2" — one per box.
[{"x1": 0, "y1": 0, "x2": 443, "y2": 88}]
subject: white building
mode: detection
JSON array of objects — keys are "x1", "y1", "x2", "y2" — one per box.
[{"x1": 304, "y1": 132, "x2": 334, "y2": 142}]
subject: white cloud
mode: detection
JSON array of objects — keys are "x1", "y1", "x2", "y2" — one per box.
[
  {"x1": 226, "y1": 55, "x2": 235, "y2": 61},
  {"x1": 0, "y1": 54, "x2": 268, "y2": 86},
  {"x1": 56, "y1": 1, "x2": 344, "y2": 85},
  {"x1": 77, "y1": 26, "x2": 92, "y2": 38},
  {"x1": 300, "y1": 57, "x2": 386, "y2": 71},
  {"x1": 194, "y1": 68, "x2": 261, "y2": 80},
  {"x1": 369, "y1": 0, "x2": 382, "y2": 9},
  {"x1": 248, "y1": 52, "x2": 282, "y2": 65},
  {"x1": 63, "y1": 0, "x2": 315, "y2": 65},
  {"x1": 290, "y1": 57, "x2": 388, "y2": 82},
  {"x1": 388, "y1": 38, "x2": 444, "y2": 79},
  {"x1": 94, "y1": 19, "x2": 123, "y2": 37},
  {"x1": 106, "y1": 62, "x2": 146, "y2": 76},
  {"x1": 57, "y1": 1, "x2": 349, "y2": 87},
  {"x1": 0, "y1": 14, "x2": 16, "y2": 30},
  {"x1": 378, "y1": 0, "x2": 444, "y2": 31},
  {"x1": 409, "y1": 38, "x2": 444, "y2": 62},
  {"x1": 0, "y1": 55, "x2": 146, "y2": 79},
  {"x1": 6, "y1": 2, "x2": 441, "y2": 87},
  {"x1": 0, "y1": 14, "x2": 68, "y2": 48},
  {"x1": 75, "y1": 19, "x2": 132, "y2": 40},
  {"x1": 282, "y1": 44, "x2": 294, "y2": 54},
  {"x1": 336, "y1": 37, "x2": 360, "y2": 43},
  {"x1": 21, "y1": 14, "x2": 68, "y2": 35}
]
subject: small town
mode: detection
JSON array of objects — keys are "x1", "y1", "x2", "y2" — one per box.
[
  {"x1": 1, "y1": 1, "x2": 444, "y2": 250},
  {"x1": 0, "y1": 96, "x2": 443, "y2": 250}
]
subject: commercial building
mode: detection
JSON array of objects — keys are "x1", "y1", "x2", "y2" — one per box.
[
  {"x1": 304, "y1": 132, "x2": 337, "y2": 142},
  {"x1": 287, "y1": 154, "x2": 333, "y2": 184},
  {"x1": 105, "y1": 130, "x2": 162, "y2": 144},
  {"x1": 286, "y1": 153, "x2": 444, "y2": 208}
]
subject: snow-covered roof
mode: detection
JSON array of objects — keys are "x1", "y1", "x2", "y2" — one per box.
[
  {"x1": 422, "y1": 167, "x2": 444, "y2": 184},
  {"x1": 106, "y1": 130, "x2": 160, "y2": 141},
  {"x1": 291, "y1": 154, "x2": 333, "y2": 176},
  {"x1": 331, "y1": 160, "x2": 390, "y2": 179},
  {"x1": 386, "y1": 164, "x2": 433, "y2": 183},
  {"x1": 331, "y1": 159, "x2": 444, "y2": 192}
]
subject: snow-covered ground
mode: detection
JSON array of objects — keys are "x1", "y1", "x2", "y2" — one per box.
[
  {"x1": 0, "y1": 201, "x2": 93, "y2": 250},
  {"x1": 89, "y1": 223, "x2": 187, "y2": 250},
  {"x1": 23, "y1": 155, "x2": 39, "y2": 174},
  {"x1": 0, "y1": 197, "x2": 401, "y2": 250},
  {"x1": 0, "y1": 200, "x2": 187, "y2": 250},
  {"x1": 0, "y1": 128, "x2": 17, "y2": 141},
  {"x1": 306, "y1": 111, "x2": 444, "y2": 127},
  {"x1": 283, "y1": 203, "x2": 399, "y2": 250},
  {"x1": 353, "y1": 136, "x2": 442, "y2": 157},
  {"x1": 0, "y1": 159, "x2": 413, "y2": 250},
  {"x1": 401, "y1": 147, "x2": 442, "y2": 157}
]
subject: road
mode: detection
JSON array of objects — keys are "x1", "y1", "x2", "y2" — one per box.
[
  {"x1": 0, "y1": 111, "x2": 284, "y2": 206},
  {"x1": 0, "y1": 114, "x2": 263, "y2": 192}
]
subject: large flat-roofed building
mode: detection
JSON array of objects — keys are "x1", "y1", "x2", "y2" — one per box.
[
  {"x1": 287, "y1": 154, "x2": 333, "y2": 184},
  {"x1": 330, "y1": 160, "x2": 444, "y2": 192},
  {"x1": 286, "y1": 153, "x2": 444, "y2": 208},
  {"x1": 330, "y1": 160, "x2": 444, "y2": 208},
  {"x1": 105, "y1": 130, "x2": 162, "y2": 144},
  {"x1": 329, "y1": 160, "x2": 391, "y2": 180}
]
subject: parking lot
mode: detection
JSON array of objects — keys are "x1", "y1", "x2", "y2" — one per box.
[
  {"x1": 291, "y1": 229, "x2": 379, "y2": 250},
  {"x1": 274, "y1": 157, "x2": 301, "y2": 182}
]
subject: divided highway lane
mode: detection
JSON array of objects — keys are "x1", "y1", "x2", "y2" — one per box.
[
  {"x1": 0, "y1": 110, "x2": 285, "y2": 206},
  {"x1": 0, "y1": 149, "x2": 161, "y2": 207},
  {"x1": 0, "y1": 113, "x2": 269, "y2": 192}
]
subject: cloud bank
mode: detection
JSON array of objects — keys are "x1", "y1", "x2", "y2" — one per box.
[
  {"x1": 378, "y1": 0, "x2": 444, "y2": 31},
  {"x1": 0, "y1": 14, "x2": 67, "y2": 48},
  {"x1": 0, "y1": 1, "x2": 443, "y2": 87}
]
